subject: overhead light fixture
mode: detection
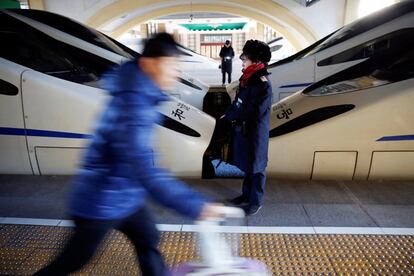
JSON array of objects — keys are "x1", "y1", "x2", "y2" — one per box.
[
  {"x1": 189, "y1": 1, "x2": 193, "y2": 22},
  {"x1": 294, "y1": 0, "x2": 320, "y2": 7}
]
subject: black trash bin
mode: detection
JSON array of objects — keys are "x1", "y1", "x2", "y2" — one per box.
[
  {"x1": 202, "y1": 90, "x2": 232, "y2": 178},
  {"x1": 202, "y1": 90, "x2": 231, "y2": 119}
]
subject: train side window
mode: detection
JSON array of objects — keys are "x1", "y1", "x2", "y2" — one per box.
[
  {"x1": 177, "y1": 48, "x2": 192, "y2": 56},
  {"x1": 178, "y1": 77, "x2": 202, "y2": 91},
  {"x1": 269, "y1": 105, "x2": 355, "y2": 138},
  {"x1": 270, "y1": 45, "x2": 282, "y2": 52},
  {"x1": 160, "y1": 114, "x2": 201, "y2": 137},
  {"x1": 0, "y1": 79, "x2": 18, "y2": 96},
  {"x1": 318, "y1": 29, "x2": 414, "y2": 66}
]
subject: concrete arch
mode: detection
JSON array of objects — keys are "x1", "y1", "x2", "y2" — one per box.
[{"x1": 86, "y1": 0, "x2": 319, "y2": 50}]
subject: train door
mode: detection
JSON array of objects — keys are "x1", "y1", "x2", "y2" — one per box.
[
  {"x1": 0, "y1": 60, "x2": 33, "y2": 174},
  {"x1": 21, "y1": 69, "x2": 106, "y2": 175}
]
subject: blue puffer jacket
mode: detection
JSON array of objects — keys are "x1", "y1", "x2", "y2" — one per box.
[{"x1": 69, "y1": 60, "x2": 207, "y2": 220}]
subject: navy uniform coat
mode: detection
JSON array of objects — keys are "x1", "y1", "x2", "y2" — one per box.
[
  {"x1": 69, "y1": 60, "x2": 207, "y2": 220},
  {"x1": 223, "y1": 68, "x2": 272, "y2": 173}
]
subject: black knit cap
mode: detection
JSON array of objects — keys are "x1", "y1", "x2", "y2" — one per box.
[
  {"x1": 240, "y1": 39, "x2": 271, "y2": 63},
  {"x1": 142, "y1": 32, "x2": 181, "y2": 57}
]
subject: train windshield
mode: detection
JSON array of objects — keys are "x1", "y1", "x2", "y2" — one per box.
[
  {"x1": 269, "y1": 0, "x2": 414, "y2": 68},
  {"x1": 303, "y1": 46, "x2": 414, "y2": 96},
  {"x1": 0, "y1": 12, "x2": 116, "y2": 86},
  {"x1": 8, "y1": 9, "x2": 136, "y2": 59}
]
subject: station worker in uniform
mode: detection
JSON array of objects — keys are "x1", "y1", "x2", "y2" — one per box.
[
  {"x1": 219, "y1": 40, "x2": 235, "y2": 85},
  {"x1": 223, "y1": 39, "x2": 272, "y2": 216},
  {"x1": 33, "y1": 33, "x2": 226, "y2": 276}
]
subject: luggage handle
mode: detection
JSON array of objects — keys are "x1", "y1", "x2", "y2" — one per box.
[
  {"x1": 195, "y1": 206, "x2": 244, "y2": 268},
  {"x1": 197, "y1": 206, "x2": 244, "y2": 223}
]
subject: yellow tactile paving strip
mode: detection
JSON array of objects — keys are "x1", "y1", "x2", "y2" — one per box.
[{"x1": 0, "y1": 224, "x2": 413, "y2": 275}]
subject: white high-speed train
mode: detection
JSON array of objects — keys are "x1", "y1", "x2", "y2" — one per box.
[
  {"x1": 1, "y1": 8, "x2": 413, "y2": 180},
  {"x1": 119, "y1": 35, "x2": 218, "y2": 98},
  {"x1": 177, "y1": 44, "x2": 220, "y2": 71},
  {"x1": 0, "y1": 9, "x2": 214, "y2": 177},
  {"x1": 118, "y1": 36, "x2": 219, "y2": 72},
  {"x1": 267, "y1": 37, "x2": 295, "y2": 64},
  {"x1": 3, "y1": 9, "x2": 210, "y2": 109},
  {"x1": 174, "y1": 45, "x2": 223, "y2": 86},
  {"x1": 227, "y1": 0, "x2": 414, "y2": 102},
  {"x1": 265, "y1": 38, "x2": 414, "y2": 180},
  {"x1": 205, "y1": 20, "x2": 414, "y2": 181}
]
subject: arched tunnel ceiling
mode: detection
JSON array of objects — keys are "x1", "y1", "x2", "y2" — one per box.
[{"x1": 86, "y1": 0, "x2": 319, "y2": 51}]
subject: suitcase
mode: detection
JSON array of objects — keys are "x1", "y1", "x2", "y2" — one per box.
[{"x1": 172, "y1": 207, "x2": 269, "y2": 276}]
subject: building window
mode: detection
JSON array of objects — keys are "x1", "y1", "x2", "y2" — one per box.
[
  {"x1": 201, "y1": 34, "x2": 232, "y2": 44},
  {"x1": 187, "y1": 34, "x2": 196, "y2": 52}
]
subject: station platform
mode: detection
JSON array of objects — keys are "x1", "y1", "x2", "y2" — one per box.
[
  {"x1": 0, "y1": 175, "x2": 413, "y2": 275},
  {"x1": 1, "y1": 222, "x2": 413, "y2": 275}
]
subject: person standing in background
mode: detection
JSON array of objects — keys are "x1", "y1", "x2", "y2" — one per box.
[{"x1": 219, "y1": 40, "x2": 235, "y2": 85}]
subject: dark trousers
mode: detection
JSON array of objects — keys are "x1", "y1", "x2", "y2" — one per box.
[
  {"x1": 32, "y1": 207, "x2": 168, "y2": 276},
  {"x1": 222, "y1": 71, "x2": 231, "y2": 84},
  {"x1": 241, "y1": 170, "x2": 266, "y2": 206}
]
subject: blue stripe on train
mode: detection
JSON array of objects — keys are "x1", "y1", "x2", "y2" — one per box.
[
  {"x1": 377, "y1": 135, "x2": 414, "y2": 141},
  {"x1": 0, "y1": 127, "x2": 92, "y2": 139},
  {"x1": 279, "y1": 82, "x2": 313, "y2": 88}
]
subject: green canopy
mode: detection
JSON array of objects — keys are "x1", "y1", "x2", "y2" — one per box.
[
  {"x1": 180, "y1": 22, "x2": 246, "y2": 31},
  {"x1": 0, "y1": 0, "x2": 20, "y2": 9}
]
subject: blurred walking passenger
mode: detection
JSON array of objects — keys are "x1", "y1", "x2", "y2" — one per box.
[{"x1": 33, "y1": 33, "x2": 225, "y2": 276}]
